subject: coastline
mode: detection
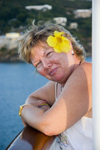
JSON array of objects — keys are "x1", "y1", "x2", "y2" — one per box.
[
  {"x1": 0, "y1": 48, "x2": 23, "y2": 63},
  {"x1": 0, "y1": 49, "x2": 92, "y2": 63}
]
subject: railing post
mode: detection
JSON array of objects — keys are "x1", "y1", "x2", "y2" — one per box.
[{"x1": 92, "y1": 0, "x2": 100, "y2": 149}]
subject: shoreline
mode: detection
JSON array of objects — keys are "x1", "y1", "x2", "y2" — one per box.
[{"x1": 0, "y1": 51, "x2": 92, "y2": 63}]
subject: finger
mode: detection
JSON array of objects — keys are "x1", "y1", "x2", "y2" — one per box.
[{"x1": 37, "y1": 100, "x2": 47, "y2": 106}]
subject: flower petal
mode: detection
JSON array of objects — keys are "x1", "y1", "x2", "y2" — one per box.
[
  {"x1": 47, "y1": 31, "x2": 71, "y2": 54},
  {"x1": 60, "y1": 41, "x2": 71, "y2": 53},
  {"x1": 54, "y1": 31, "x2": 64, "y2": 37},
  {"x1": 54, "y1": 44, "x2": 62, "y2": 53},
  {"x1": 47, "y1": 36, "x2": 57, "y2": 47},
  {"x1": 61, "y1": 36, "x2": 69, "y2": 41}
]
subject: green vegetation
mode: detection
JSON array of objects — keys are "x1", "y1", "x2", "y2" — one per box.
[
  {"x1": 0, "y1": 46, "x2": 7, "y2": 52},
  {"x1": 0, "y1": 0, "x2": 92, "y2": 54}
]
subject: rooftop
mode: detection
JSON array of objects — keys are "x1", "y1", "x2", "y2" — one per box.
[{"x1": 25, "y1": 4, "x2": 52, "y2": 11}]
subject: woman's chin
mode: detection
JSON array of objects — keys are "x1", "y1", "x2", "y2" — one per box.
[{"x1": 52, "y1": 76, "x2": 65, "y2": 83}]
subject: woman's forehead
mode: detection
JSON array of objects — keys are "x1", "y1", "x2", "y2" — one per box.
[
  {"x1": 31, "y1": 41, "x2": 50, "y2": 54},
  {"x1": 32, "y1": 42, "x2": 48, "y2": 52},
  {"x1": 38, "y1": 41, "x2": 49, "y2": 49},
  {"x1": 30, "y1": 42, "x2": 50, "y2": 62}
]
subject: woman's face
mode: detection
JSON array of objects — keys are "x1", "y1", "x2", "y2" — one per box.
[{"x1": 30, "y1": 42, "x2": 75, "y2": 84}]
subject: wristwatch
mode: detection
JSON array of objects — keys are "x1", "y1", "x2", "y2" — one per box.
[{"x1": 19, "y1": 104, "x2": 29, "y2": 116}]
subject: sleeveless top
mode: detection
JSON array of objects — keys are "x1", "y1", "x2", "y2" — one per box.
[{"x1": 49, "y1": 83, "x2": 92, "y2": 150}]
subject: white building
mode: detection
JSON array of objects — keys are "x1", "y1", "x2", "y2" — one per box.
[
  {"x1": 53, "y1": 17, "x2": 67, "y2": 26},
  {"x1": 69, "y1": 22, "x2": 78, "y2": 29},
  {"x1": 6, "y1": 32, "x2": 20, "y2": 38},
  {"x1": 25, "y1": 4, "x2": 52, "y2": 11},
  {"x1": 74, "y1": 9, "x2": 92, "y2": 18},
  {"x1": 0, "y1": 32, "x2": 21, "y2": 49},
  {"x1": 0, "y1": 35, "x2": 8, "y2": 48}
]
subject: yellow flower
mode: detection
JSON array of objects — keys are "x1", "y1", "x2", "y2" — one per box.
[{"x1": 47, "y1": 31, "x2": 71, "y2": 53}]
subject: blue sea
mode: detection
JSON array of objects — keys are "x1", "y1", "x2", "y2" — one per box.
[{"x1": 0, "y1": 57, "x2": 91, "y2": 150}]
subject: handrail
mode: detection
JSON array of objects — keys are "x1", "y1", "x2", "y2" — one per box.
[
  {"x1": 92, "y1": 0, "x2": 100, "y2": 149},
  {"x1": 6, "y1": 126, "x2": 55, "y2": 150}
]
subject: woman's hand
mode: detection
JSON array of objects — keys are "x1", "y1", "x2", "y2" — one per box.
[
  {"x1": 26, "y1": 99, "x2": 50, "y2": 111},
  {"x1": 39, "y1": 102, "x2": 50, "y2": 111},
  {"x1": 21, "y1": 116, "x2": 28, "y2": 127},
  {"x1": 21, "y1": 100, "x2": 50, "y2": 126}
]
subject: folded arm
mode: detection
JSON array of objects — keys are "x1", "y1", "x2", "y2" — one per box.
[
  {"x1": 25, "y1": 81, "x2": 56, "y2": 106},
  {"x1": 21, "y1": 63, "x2": 92, "y2": 136}
]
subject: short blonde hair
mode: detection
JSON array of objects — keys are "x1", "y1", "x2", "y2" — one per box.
[{"x1": 18, "y1": 21, "x2": 86, "y2": 63}]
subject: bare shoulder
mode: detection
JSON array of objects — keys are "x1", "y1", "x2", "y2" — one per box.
[
  {"x1": 76, "y1": 61, "x2": 92, "y2": 83},
  {"x1": 58, "y1": 61, "x2": 92, "y2": 128},
  {"x1": 80, "y1": 61, "x2": 92, "y2": 72},
  {"x1": 70, "y1": 61, "x2": 92, "y2": 82},
  {"x1": 62, "y1": 61, "x2": 92, "y2": 114},
  {"x1": 67, "y1": 61, "x2": 92, "y2": 96},
  {"x1": 65, "y1": 61, "x2": 92, "y2": 112}
]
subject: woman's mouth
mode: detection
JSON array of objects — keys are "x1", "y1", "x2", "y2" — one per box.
[{"x1": 49, "y1": 68, "x2": 58, "y2": 76}]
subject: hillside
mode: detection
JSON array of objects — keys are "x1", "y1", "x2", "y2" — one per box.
[{"x1": 0, "y1": 0, "x2": 92, "y2": 62}]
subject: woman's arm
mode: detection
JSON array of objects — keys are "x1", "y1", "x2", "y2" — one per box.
[
  {"x1": 21, "y1": 63, "x2": 92, "y2": 136},
  {"x1": 21, "y1": 81, "x2": 55, "y2": 126},
  {"x1": 25, "y1": 81, "x2": 56, "y2": 106}
]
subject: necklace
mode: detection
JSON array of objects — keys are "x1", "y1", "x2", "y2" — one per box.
[
  {"x1": 79, "y1": 60, "x2": 82, "y2": 65},
  {"x1": 60, "y1": 84, "x2": 64, "y2": 92}
]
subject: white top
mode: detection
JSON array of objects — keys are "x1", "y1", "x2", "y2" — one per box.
[{"x1": 49, "y1": 84, "x2": 92, "y2": 150}]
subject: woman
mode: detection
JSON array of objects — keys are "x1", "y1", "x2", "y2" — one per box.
[{"x1": 18, "y1": 22, "x2": 92, "y2": 150}]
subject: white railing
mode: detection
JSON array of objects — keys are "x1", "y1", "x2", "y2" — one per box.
[{"x1": 92, "y1": 0, "x2": 100, "y2": 149}]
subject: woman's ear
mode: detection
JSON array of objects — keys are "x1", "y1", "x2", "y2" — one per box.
[
  {"x1": 71, "y1": 50, "x2": 74, "y2": 55},
  {"x1": 69, "y1": 42, "x2": 74, "y2": 55}
]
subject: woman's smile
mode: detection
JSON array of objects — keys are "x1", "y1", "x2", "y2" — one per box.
[{"x1": 49, "y1": 67, "x2": 58, "y2": 76}]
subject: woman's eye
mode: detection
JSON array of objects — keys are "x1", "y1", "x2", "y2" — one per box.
[
  {"x1": 47, "y1": 51, "x2": 52, "y2": 56},
  {"x1": 36, "y1": 62, "x2": 41, "y2": 68}
]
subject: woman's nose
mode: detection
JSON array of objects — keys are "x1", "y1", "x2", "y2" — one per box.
[{"x1": 42, "y1": 58, "x2": 51, "y2": 69}]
